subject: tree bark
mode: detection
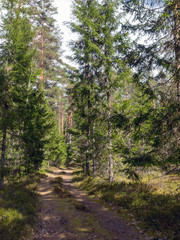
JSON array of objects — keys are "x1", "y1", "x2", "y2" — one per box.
[
  {"x1": 59, "y1": 98, "x2": 61, "y2": 134},
  {"x1": 67, "y1": 89, "x2": 73, "y2": 144},
  {"x1": 92, "y1": 121, "x2": 96, "y2": 178},
  {"x1": 39, "y1": 6, "x2": 44, "y2": 90},
  {"x1": 86, "y1": 95, "x2": 91, "y2": 177},
  {"x1": 0, "y1": 100, "x2": 8, "y2": 189},
  {"x1": 173, "y1": 0, "x2": 180, "y2": 101},
  {"x1": 18, "y1": 0, "x2": 22, "y2": 10},
  {"x1": 107, "y1": 79, "x2": 113, "y2": 183},
  {"x1": 0, "y1": 126, "x2": 7, "y2": 189},
  {"x1": 61, "y1": 92, "x2": 64, "y2": 135}
]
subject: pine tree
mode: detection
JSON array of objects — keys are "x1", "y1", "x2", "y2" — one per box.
[{"x1": 29, "y1": 0, "x2": 63, "y2": 100}]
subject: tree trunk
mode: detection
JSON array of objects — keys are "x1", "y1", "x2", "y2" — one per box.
[
  {"x1": 0, "y1": 126, "x2": 7, "y2": 189},
  {"x1": 0, "y1": 100, "x2": 8, "y2": 189},
  {"x1": 39, "y1": 7, "x2": 44, "y2": 90},
  {"x1": 61, "y1": 92, "x2": 64, "y2": 135},
  {"x1": 173, "y1": 0, "x2": 180, "y2": 101},
  {"x1": 56, "y1": 94, "x2": 61, "y2": 135},
  {"x1": 67, "y1": 110, "x2": 71, "y2": 144},
  {"x1": 67, "y1": 90, "x2": 73, "y2": 144},
  {"x1": 92, "y1": 121, "x2": 96, "y2": 178},
  {"x1": 86, "y1": 96, "x2": 91, "y2": 177},
  {"x1": 86, "y1": 146, "x2": 90, "y2": 176},
  {"x1": 59, "y1": 98, "x2": 61, "y2": 134},
  {"x1": 107, "y1": 78, "x2": 113, "y2": 183},
  {"x1": 18, "y1": 0, "x2": 22, "y2": 10}
]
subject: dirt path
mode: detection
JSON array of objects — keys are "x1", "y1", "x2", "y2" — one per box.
[{"x1": 33, "y1": 167, "x2": 145, "y2": 240}]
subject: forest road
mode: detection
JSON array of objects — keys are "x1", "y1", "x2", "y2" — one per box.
[{"x1": 33, "y1": 167, "x2": 145, "y2": 240}]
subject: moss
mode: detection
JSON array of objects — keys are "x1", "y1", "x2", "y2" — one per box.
[{"x1": 0, "y1": 173, "x2": 44, "y2": 240}]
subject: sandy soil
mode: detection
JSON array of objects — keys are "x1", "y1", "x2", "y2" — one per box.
[{"x1": 33, "y1": 167, "x2": 146, "y2": 240}]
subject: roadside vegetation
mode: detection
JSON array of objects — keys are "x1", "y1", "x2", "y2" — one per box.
[
  {"x1": 73, "y1": 169, "x2": 180, "y2": 240},
  {"x1": 0, "y1": 173, "x2": 45, "y2": 240}
]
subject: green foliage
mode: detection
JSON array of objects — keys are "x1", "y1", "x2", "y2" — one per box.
[
  {"x1": 0, "y1": 173, "x2": 44, "y2": 240},
  {"x1": 0, "y1": 0, "x2": 66, "y2": 183},
  {"x1": 29, "y1": 0, "x2": 65, "y2": 115},
  {"x1": 77, "y1": 174, "x2": 180, "y2": 239},
  {"x1": 45, "y1": 127, "x2": 67, "y2": 167},
  {"x1": 19, "y1": 91, "x2": 53, "y2": 172},
  {"x1": 69, "y1": 0, "x2": 131, "y2": 179}
]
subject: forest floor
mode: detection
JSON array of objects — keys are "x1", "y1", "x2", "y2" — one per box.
[{"x1": 32, "y1": 167, "x2": 146, "y2": 240}]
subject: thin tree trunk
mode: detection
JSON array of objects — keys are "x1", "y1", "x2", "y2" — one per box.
[
  {"x1": 39, "y1": 8, "x2": 44, "y2": 90},
  {"x1": 92, "y1": 121, "x2": 96, "y2": 178},
  {"x1": 59, "y1": 98, "x2": 61, "y2": 134},
  {"x1": 107, "y1": 78, "x2": 113, "y2": 183},
  {"x1": 173, "y1": 0, "x2": 180, "y2": 101},
  {"x1": 84, "y1": 1, "x2": 91, "y2": 176},
  {"x1": 56, "y1": 94, "x2": 61, "y2": 135},
  {"x1": 67, "y1": 93, "x2": 72, "y2": 143},
  {"x1": 0, "y1": 100, "x2": 8, "y2": 189},
  {"x1": 0, "y1": 126, "x2": 7, "y2": 189},
  {"x1": 70, "y1": 86, "x2": 73, "y2": 128},
  {"x1": 68, "y1": 90, "x2": 73, "y2": 144},
  {"x1": 67, "y1": 110, "x2": 71, "y2": 143},
  {"x1": 69, "y1": 112, "x2": 72, "y2": 144},
  {"x1": 86, "y1": 131, "x2": 90, "y2": 176},
  {"x1": 85, "y1": 62, "x2": 91, "y2": 177},
  {"x1": 61, "y1": 92, "x2": 64, "y2": 135},
  {"x1": 69, "y1": 110, "x2": 72, "y2": 144},
  {"x1": 86, "y1": 96, "x2": 91, "y2": 177}
]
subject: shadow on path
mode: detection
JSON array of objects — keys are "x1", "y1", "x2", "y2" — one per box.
[{"x1": 61, "y1": 168, "x2": 145, "y2": 240}]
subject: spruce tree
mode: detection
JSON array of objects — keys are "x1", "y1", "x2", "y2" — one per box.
[
  {"x1": 0, "y1": 0, "x2": 37, "y2": 186},
  {"x1": 70, "y1": 0, "x2": 131, "y2": 180},
  {"x1": 120, "y1": 0, "x2": 180, "y2": 170},
  {"x1": 70, "y1": 0, "x2": 102, "y2": 176},
  {"x1": 0, "y1": 0, "x2": 65, "y2": 186}
]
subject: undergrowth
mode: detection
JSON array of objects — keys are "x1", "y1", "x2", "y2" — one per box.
[
  {"x1": 0, "y1": 172, "x2": 45, "y2": 240},
  {"x1": 74, "y1": 172, "x2": 180, "y2": 240}
]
